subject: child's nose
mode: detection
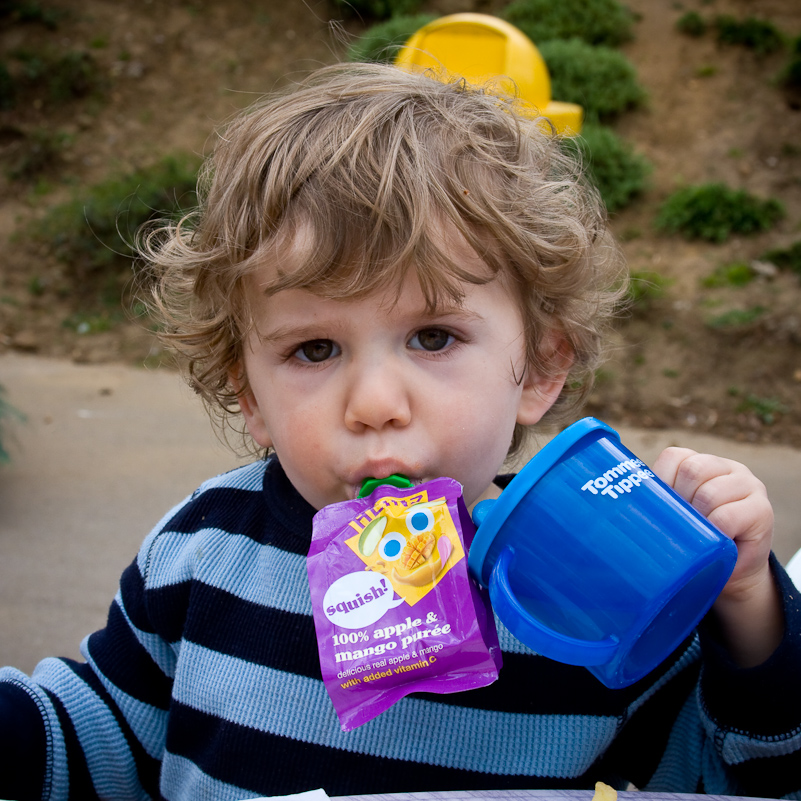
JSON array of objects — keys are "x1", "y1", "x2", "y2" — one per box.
[{"x1": 343, "y1": 359, "x2": 412, "y2": 432}]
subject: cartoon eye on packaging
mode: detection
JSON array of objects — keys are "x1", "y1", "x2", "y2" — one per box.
[{"x1": 307, "y1": 476, "x2": 502, "y2": 731}]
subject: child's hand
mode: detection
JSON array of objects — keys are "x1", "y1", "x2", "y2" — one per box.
[{"x1": 653, "y1": 447, "x2": 782, "y2": 667}]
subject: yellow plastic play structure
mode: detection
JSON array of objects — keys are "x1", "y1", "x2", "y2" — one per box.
[{"x1": 394, "y1": 13, "x2": 583, "y2": 135}]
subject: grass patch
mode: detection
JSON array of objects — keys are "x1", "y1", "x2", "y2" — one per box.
[
  {"x1": 564, "y1": 123, "x2": 651, "y2": 212},
  {"x1": 346, "y1": 14, "x2": 437, "y2": 62},
  {"x1": 502, "y1": 0, "x2": 635, "y2": 47},
  {"x1": 5, "y1": 127, "x2": 73, "y2": 181},
  {"x1": 762, "y1": 241, "x2": 801, "y2": 278},
  {"x1": 676, "y1": 11, "x2": 707, "y2": 37},
  {"x1": 778, "y1": 35, "x2": 801, "y2": 94},
  {"x1": 705, "y1": 306, "x2": 766, "y2": 329},
  {"x1": 539, "y1": 39, "x2": 646, "y2": 123},
  {"x1": 715, "y1": 15, "x2": 785, "y2": 55},
  {"x1": 701, "y1": 261, "x2": 756, "y2": 288},
  {"x1": 0, "y1": 0, "x2": 63, "y2": 29},
  {"x1": 2, "y1": 48, "x2": 106, "y2": 107},
  {"x1": 624, "y1": 270, "x2": 671, "y2": 313},
  {"x1": 655, "y1": 183, "x2": 784, "y2": 242},
  {"x1": 736, "y1": 394, "x2": 787, "y2": 425},
  {"x1": 30, "y1": 154, "x2": 200, "y2": 285}
]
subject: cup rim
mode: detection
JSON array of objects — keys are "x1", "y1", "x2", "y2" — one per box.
[{"x1": 468, "y1": 416, "x2": 619, "y2": 586}]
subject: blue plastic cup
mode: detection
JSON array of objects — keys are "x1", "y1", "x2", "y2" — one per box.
[{"x1": 469, "y1": 417, "x2": 737, "y2": 689}]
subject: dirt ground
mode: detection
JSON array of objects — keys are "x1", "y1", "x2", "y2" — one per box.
[{"x1": 1, "y1": 0, "x2": 800, "y2": 446}]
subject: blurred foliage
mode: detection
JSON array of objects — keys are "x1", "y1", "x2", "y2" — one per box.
[
  {"x1": 714, "y1": 15, "x2": 785, "y2": 55},
  {"x1": 624, "y1": 269, "x2": 671, "y2": 314},
  {"x1": 564, "y1": 123, "x2": 651, "y2": 213},
  {"x1": 762, "y1": 241, "x2": 801, "y2": 278},
  {"x1": 346, "y1": 14, "x2": 436, "y2": 62},
  {"x1": 539, "y1": 38, "x2": 646, "y2": 122},
  {"x1": 501, "y1": 0, "x2": 635, "y2": 47},
  {"x1": 0, "y1": 48, "x2": 106, "y2": 108},
  {"x1": 779, "y1": 34, "x2": 801, "y2": 92},
  {"x1": 655, "y1": 183, "x2": 784, "y2": 242},
  {"x1": 701, "y1": 261, "x2": 757, "y2": 288},
  {"x1": 29, "y1": 154, "x2": 200, "y2": 285},
  {"x1": 676, "y1": 11, "x2": 707, "y2": 38}
]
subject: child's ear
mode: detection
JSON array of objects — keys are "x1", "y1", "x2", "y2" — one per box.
[
  {"x1": 516, "y1": 338, "x2": 573, "y2": 426},
  {"x1": 229, "y1": 366, "x2": 273, "y2": 450}
]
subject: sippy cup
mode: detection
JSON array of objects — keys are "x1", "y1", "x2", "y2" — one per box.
[{"x1": 468, "y1": 417, "x2": 737, "y2": 689}]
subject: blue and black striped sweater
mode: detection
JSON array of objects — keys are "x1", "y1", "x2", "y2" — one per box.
[{"x1": 2, "y1": 457, "x2": 801, "y2": 801}]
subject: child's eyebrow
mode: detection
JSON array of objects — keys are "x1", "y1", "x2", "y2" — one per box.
[
  {"x1": 257, "y1": 306, "x2": 483, "y2": 343},
  {"x1": 256, "y1": 323, "x2": 342, "y2": 343}
]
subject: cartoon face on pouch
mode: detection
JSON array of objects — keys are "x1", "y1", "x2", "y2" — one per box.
[{"x1": 345, "y1": 496, "x2": 465, "y2": 606}]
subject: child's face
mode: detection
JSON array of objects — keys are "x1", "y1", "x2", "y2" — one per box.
[{"x1": 235, "y1": 250, "x2": 566, "y2": 511}]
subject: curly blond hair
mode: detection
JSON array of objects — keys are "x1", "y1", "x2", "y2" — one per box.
[{"x1": 140, "y1": 62, "x2": 626, "y2": 454}]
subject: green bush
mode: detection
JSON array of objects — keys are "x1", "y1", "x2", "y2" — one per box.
[
  {"x1": 762, "y1": 241, "x2": 801, "y2": 277},
  {"x1": 0, "y1": 0, "x2": 62, "y2": 28},
  {"x1": 715, "y1": 15, "x2": 785, "y2": 55},
  {"x1": 625, "y1": 269, "x2": 670, "y2": 313},
  {"x1": 564, "y1": 123, "x2": 651, "y2": 212},
  {"x1": 502, "y1": 0, "x2": 635, "y2": 47},
  {"x1": 346, "y1": 14, "x2": 436, "y2": 63},
  {"x1": 676, "y1": 11, "x2": 707, "y2": 38},
  {"x1": 539, "y1": 38, "x2": 646, "y2": 122},
  {"x1": 0, "y1": 61, "x2": 13, "y2": 109},
  {"x1": 6, "y1": 127, "x2": 73, "y2": 180},
  {"x1": 778, "y1": 35, "x2": 801, "y2": 92},
  {"x1": 31, "y1": 154, "x2": 200, "y2": 281},
  {"x1": 655, "y1": 183, "x2": 784, "y2": 242},
  {"x1": 331, "y1": 0, "x2": 421, "y2": 22},
  {"x1": 3, "y1": 48, "x2": 105, "y2": 107},
  {"x1": 701, "y1": 261, "x2": 756, "y2": 288}
]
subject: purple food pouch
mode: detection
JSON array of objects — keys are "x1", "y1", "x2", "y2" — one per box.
[{"x1": 308, "y1": 478, "x2": 502, "y2": 731}]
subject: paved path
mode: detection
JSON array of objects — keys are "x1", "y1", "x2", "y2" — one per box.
[{"x1": 2, "y1": 352, "x2": 799, "y2": 674}]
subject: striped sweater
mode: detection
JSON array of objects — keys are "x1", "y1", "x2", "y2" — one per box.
[{"x1": 2, "y1": 457, "x2": 800, "y2": 801}]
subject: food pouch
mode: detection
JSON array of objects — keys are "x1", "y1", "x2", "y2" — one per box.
[{"x1": 307, "y1": 477, "x2": 502, "y2": 731}]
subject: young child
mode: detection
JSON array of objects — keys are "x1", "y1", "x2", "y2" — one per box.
[{"x1": 1, "y1": 63, "x2": 799, "y2": 801}]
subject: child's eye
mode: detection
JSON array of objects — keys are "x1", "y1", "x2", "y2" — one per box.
[
  {"x1": 408, "y1": 328, "x2": 454, "y2": 352},
  {"x1": 294, "y1": 340, "x2": 340, "y2": 363}
]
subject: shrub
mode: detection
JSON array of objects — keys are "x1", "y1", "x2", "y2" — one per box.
[
  {"x1": 6, "y1": 127, "x2": 73, "y2": 180},
  {"x1": 715, "y1": 15, "x2": 785, "y2": 55},
  {"x1": 625, "y1": 270, "x2": 670, "y2": 313},
  {"x1": 4, "y1": 48, "x2": 105, "y2": 106},
  {"x1": 539, "y1": 38, "x2": 646, "y2": 122},
  {"x1": 676, "y1": 11, "x2": 707, "y2": 38},
  {"x1": 346, "y1": 14, "x2": 436, "y2": 63},
  {"x1": 564, "y1": 123, "x2": 651, "y2": 212},
  {"x1": 705, "y1": 306, "x2": 767, "y2": 329},
  {"x1": 31, "y1": 154, "x2": 200, "y2": 282},
  {"x1": 0, "y1": 0, "x2": 62, "y2": 28},
  {"x1": 762, "y1": 241, "x2": 801, "y2": 277},
  {"x1": 736, "y1": 394, "x2": 787, "y2": 425},
  {"x1": 778, "y1": 35, "x2": 801, "y2": 92},
  {"x1": 331, "y1": 0, "x2": 421, "y2": 22},
  {"x1": 502, "y1": 0, "x2": 635, "y2": 48},
  {"x1": 655, "y1": 183, "x2": 784, "y2": 242},
  {"x1": 0, "y1": 61, "x2": 13, "y2": 109},
  {"x1": 701, "y1": 261, "x2": 756, "y2": 288}
]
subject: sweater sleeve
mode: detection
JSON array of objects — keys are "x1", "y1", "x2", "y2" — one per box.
[
  {"x1": 694, "y1": 554, "x2": 801, "y2": 798},
  {"x1": 633, "y1": 554, "x2": 801, "y2": 798},
  {"x1": 0, "y1": 525, "x2": 178, "y2": 801},
  {"x1": 0, "y1": 678, "x2": 48, "y2": 800}
]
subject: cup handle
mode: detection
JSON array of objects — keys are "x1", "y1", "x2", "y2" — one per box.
[{"x1": 490, "y1": 547, "x2": 619, "y2": 667}]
